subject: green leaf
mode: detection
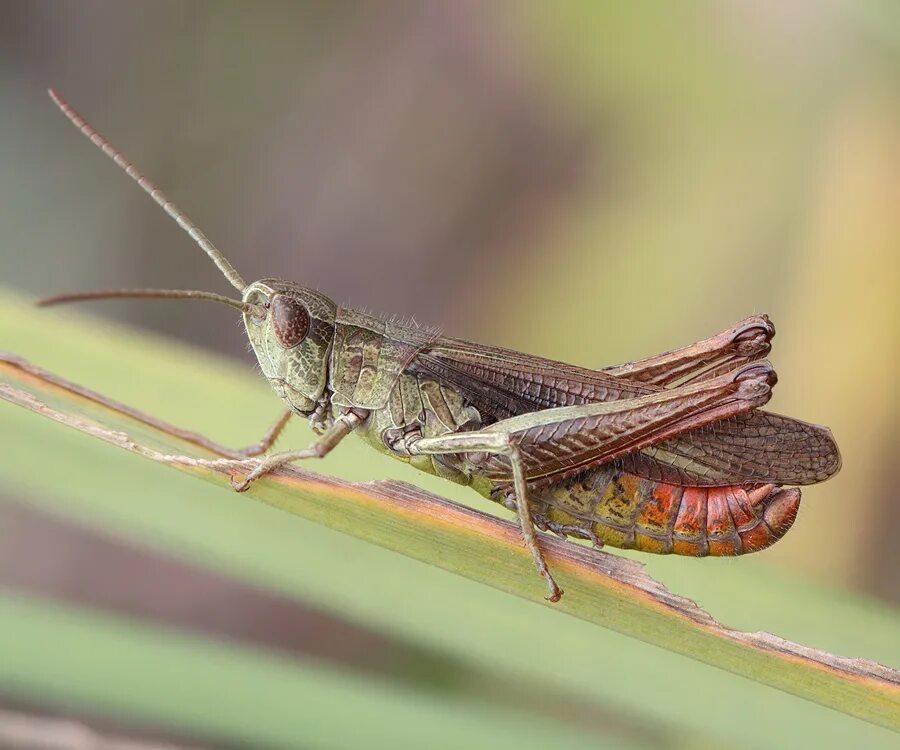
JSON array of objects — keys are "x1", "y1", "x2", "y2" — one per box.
[
  {"x1": 1, "y1": 292, "x2": 899, "y2": 748},
  {"x1": 0, "y1": 595, "x2": 619, "y2": 750}
]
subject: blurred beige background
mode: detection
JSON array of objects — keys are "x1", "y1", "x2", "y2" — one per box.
[
  {"x1": 1, "y1": 3, "x2": 899, "y2": 745},
  {"x1": 4, "y1": 0, "x2": 897, "y2": 599}
]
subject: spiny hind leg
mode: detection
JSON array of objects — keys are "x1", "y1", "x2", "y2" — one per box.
[
  {"x1": 410, "y1": 431, "x2": 562, "y2": 603},
  {"x1": 601, "y1": 315, "x2": 775, "y2": 386},
  {"x1": 508, "y1": 443, "x2": 563, "y2": 602}
]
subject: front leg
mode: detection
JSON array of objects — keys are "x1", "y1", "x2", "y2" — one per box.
[
  {"x1": 233, "y1": 409, "x2": 294, "y2": 457},
  {"x1": 196, "y1": 410, "x2": 365, "y2": 492},
  {"x1": 409, "y1": 430, "x2": 563, "y2": 603},
  {"x1": 118, "y1": 408, "x2": 295, "y2": 461}
]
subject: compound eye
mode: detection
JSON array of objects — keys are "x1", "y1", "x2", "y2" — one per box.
[{"x1": 271, "y1": 294, "x2": 310, "y2": 348}]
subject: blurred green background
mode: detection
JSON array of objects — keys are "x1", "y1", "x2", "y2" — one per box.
[{"x1": 1, "y1": 1, "x2": 899, "y2": 748}]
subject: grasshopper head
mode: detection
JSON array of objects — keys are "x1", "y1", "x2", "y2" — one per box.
[
  {"x1": 242, "y1": 280, "x2": 337, "y2": 415},
  {"x1": 42, "y1": 92, "x2": 337, "y2": 417}
]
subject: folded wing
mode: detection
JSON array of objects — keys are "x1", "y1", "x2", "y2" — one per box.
[
  {"x1": 413, "y1": 335, "x2": 840, "y2": 487},
  {"x1": 474, "y1": 364, "x2": 776, "y2": 484},
  {"x1": 621, "y1": 411, "x2": 841, "y2": 487}
]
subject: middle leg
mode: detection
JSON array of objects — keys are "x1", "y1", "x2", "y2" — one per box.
[{"x1": 409, "y1": 430, "x2": 562, "y2": 602}]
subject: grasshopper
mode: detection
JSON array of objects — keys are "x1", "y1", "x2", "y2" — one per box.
[{"x1": 40, "y1": 90, "x2": 841, "y2": 602}]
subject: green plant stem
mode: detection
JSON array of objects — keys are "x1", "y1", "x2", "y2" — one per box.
[{"x1": 1, "y1": 351, "x2": 898, "y2": 731}]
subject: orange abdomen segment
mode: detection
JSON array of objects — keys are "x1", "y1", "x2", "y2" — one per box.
[
  {"x1": 664, "y1": 483, "x2": 799, "y2": 556},
  {"x1": 537, "y1": 469, "x2": 801, "y2": 556}
]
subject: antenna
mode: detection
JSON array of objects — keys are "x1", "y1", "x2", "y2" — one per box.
[
  {"x1": 37, "y1": 288, "x2": 259, "y2": 315},
  {"x1": 47, "y1": 88, "x2": 247, "y2": 293}
]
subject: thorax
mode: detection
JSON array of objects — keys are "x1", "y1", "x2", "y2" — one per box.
[{"x1": 352, "y1": 371, "x2": 483, "y2": 486}]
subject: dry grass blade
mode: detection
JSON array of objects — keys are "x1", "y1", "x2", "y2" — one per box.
[{"x1": 1, "y1": 351, "x2": 898, "y2": 731}]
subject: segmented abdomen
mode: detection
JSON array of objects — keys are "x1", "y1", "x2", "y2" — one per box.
[{"x1": 532, "y1": 468, "x2": 800, "y2": 556}]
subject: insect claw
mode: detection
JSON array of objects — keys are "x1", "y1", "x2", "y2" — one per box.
[
  {"x1": 230, "y1": 473, "x2": 252, "y2": 492},
  {"x1": 732, "y1": 315, "x2": 775, "y2": 349},
  {"x1": 545, "y1": 583, "x2": 563, "y2": 603}
]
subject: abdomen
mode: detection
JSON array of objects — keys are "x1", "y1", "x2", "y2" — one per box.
[{"x1": 529, "y1": 468, "x2": 801, "y2": 556}]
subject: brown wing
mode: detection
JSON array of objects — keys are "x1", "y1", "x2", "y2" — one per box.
[
  {"x1": 620, "y1": 412, "x2": 841, "y2": 487},
  {"x1": 412, "y1": 337, "x2": 658, "y2": 421},
  {"x1": 413, "y1": 336, "x2": 840, "y2": 487},
  {"x1": 473, "y1": 364, "x2": 776, "y2": 486}
]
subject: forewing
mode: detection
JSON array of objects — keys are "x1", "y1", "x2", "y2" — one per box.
[
  {"x1": 414, "y1": 335, "x2": 839, "y2": 487},
  {"x1": 621, "y1": 411, "x2": 841, "y2": 486},
  {"x1": 475, "y1": 365, "x2": 775, "y2": 485},
  {"x1": 412, "y1": 337, "x2": 656, "y2": 420}
]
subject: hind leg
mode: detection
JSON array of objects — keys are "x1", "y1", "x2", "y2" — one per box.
[{"x1": 601, "y1": 315, "x2": 774, "y2": 386}]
